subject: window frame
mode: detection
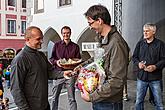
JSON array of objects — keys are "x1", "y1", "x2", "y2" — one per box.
[
  {"x1": 7, "y1": 19, "x2": 16, "y2": 34},
  {"x1": 34, "y1": 0, "x2": 44, "y2": 14},
  {"x1": 7, "y1": 0, "x2": 16, "y2": 7},
  {"x1": 21, "y1": 21, "x2": 26, "y2": 35},
  {"x1": 58, "y1": 0, "x2": 72, "y2": 7},
  {"x1": 22, "y1": 0, "x2": 26, "y2": 8}
]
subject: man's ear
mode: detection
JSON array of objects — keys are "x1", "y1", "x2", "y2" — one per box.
[
  {"x1": 25, "y1": 37, "x2": 30, "y2": 42},
  {"x1": 153, "y1": 30, "x2": 156, "y2": 35},
  {"x1": 98, "y1": 18, "x2": 103, "y2": 25}
]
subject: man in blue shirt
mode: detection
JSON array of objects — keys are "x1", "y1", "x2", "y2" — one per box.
[{"x1": 133, "y1": 23, "x2": 165, "y2": 110}]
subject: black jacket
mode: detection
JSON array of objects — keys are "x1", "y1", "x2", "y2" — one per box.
[
  {"x1": 10, "y1": 45, "x2": 64, "y2": 110},
  {"x1": 132, "y1": 38, "x2": 165, "y2": 81}
]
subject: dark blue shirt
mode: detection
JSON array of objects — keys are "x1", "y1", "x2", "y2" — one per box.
[{"x1": 133, "y1": 38, "x2": 165, "y2": 81}]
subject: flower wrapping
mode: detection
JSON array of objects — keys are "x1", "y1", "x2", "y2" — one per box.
[{"x1": 76, "y1": 59, "x2": 105, "y2": 93}]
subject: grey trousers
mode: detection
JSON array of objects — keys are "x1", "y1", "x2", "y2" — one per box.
[{"x1": 51, "y1": 78, "x2": 77, "y2": 110}]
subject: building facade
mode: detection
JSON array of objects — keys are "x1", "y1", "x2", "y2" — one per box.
[{"x1": 0, "y1": 0, "x2": 28, "y2": 59}]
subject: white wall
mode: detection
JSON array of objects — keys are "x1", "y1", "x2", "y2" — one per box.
[{"x1": 30, "y1": 0, "x2": 113, "y2": 42}]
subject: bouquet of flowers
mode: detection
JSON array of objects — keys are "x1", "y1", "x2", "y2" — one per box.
[
  {"x1": 76, "y1": 48, "x2": 106, "y2": 93},
  {"x1": 76, "y1": 67, "x2": 99, "y2": 93}
]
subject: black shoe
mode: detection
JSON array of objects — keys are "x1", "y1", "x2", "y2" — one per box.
[{"x1": 149, "y1": 99, "x2": 156, "y2": 106}]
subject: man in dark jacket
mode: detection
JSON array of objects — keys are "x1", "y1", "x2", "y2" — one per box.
[
  {"x1": 132, "y1": 23, "x2": 165, "y2": 110},
  {"x1": 10, "y1": 26, "x2": 72, "y2": 110}
]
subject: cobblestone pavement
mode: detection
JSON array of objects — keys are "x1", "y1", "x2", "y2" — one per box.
[{"x1": 3, "y1": 80, "x2": 165, "y2": 110}]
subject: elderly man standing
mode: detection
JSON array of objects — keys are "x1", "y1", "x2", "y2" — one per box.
[{"x1": 133, "y1": 23, "x2": 165, "y2": 110}]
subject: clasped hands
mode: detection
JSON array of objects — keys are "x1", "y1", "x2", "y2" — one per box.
[
  {"x1": 63, "y1": 64, "x2": 82, "y2": 79},
  {"x1": 63, "y1": 70, "x2": 77, "y2": 79},
  {"x1": 138, "y1": 61, "x2": 156, "y2": 72}
]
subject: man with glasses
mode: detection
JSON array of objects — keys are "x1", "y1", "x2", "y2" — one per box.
[{"x1": 74, "y1": 5, "x2": 129, "y2": 110}]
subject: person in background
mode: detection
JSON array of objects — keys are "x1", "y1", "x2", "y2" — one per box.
[
  {"x1": 0, "y1": 63, "x2": 4, "y2": 99},
  {"x1": 4, "y1": 65, "x2": 11, "y2": 89},
  {"x1": 123, "y1": 80, "x2": 129, "y2": 101},
  {"x1": 50, "y1": 26, "x2": 81, "y2": 110},
  {"x1": 74, "y1": 5, "x2": 129, "y2": 110},
  {"x1": 132, "y1": 23, "x2": 165, "y2": 110},
  {"x1": 123, "y1": 51, "x2": 132, "y2": 101},
  {"x1": 10, "y1": 26, "x2": 72, "y2": 110}
]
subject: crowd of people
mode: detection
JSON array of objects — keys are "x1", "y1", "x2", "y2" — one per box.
[
  {"x1": 0, "y1": 4, "x2": 165, "y2": 110},
  {"x1": 0, "y1": 64, "x2": 11, "y2": 109}
]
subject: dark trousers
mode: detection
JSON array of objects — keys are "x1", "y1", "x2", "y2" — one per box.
[{"x1": 45, "y1": 103, "x2": 50, "y2": 110}]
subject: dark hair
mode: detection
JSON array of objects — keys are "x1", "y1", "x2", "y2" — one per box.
[
  {"x1": 84, "y1": 5, "x2": 111, "y2": 25},
  {"x1": 61, "y1": 26, "x2": 71, "y2": 33}
]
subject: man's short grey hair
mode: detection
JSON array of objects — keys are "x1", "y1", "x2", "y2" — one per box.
[
  {"x1": 143, "y1": 23, "x2": 156, "y2": 32},
  {"x1": 25, "y1": 26, "x2": 42, "y2": 39}
]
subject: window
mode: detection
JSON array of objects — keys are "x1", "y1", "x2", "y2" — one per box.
[
  {"x1": 59, "y1": 0, "x2": 71, "y2": 7},
  {"x1": 22, "y1": 0, "x2": 26, "y2": 8},
  {"x1": 21, "y1": 21, "x2": 26, "y2": 34},
  {"x1": 34, "y1": 0, "x2": 44, "y2": 14},
  {"x1": 7, "y1": 20, "x2": 16, "y2": 33},
  {"x1": 8, "y1": 0, "x2": 16, "y2": 7}
]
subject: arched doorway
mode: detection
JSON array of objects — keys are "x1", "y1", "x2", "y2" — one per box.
[
  {"x1": 77, "y1": 27, "x2": 97, "y2": 61},
  {"x1": 43, "y1": 27, "x2": 61, "y2": 58}
]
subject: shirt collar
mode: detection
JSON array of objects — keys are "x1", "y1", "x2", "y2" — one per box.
[
  {"x1": 100, "y1": 25, "x2": 117, "y2": 45},
  {"x1": 61, "y1": 39, "x2": 72, "y2": 45},
  {"x1": 143, "y1": 37, "x2": 156, "y2": 44},
  {"x1": 24, "y1": 45, "x2": 38, "y2": 53},
  {"x1": 101, "y1": 35, "x2": 108, "y2": 44}
]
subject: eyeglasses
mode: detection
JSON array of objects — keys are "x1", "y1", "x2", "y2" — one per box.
[{"x1": 88, "y1": 21, "x2": 95, "y2": 26}]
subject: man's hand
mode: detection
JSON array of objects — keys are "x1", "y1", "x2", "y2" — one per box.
[
  {"x1": 63, "y1": 70, "x2": 73, "y2": 79},
  {"x1": 80, "y1": 86, "x2": 90, "y2": 102},
  {"x1": 138, "y1": 61, "x2": 146, "y2": 69},
  {"x1": 73, "y1": 64, "x2": 82, "y2": 72},
  {"x1": 56, "y1": 60, "x2": 62, "y2": 67},
  {"x1": 144, "y1": 65, "x2": 156, "y2": 72}
]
